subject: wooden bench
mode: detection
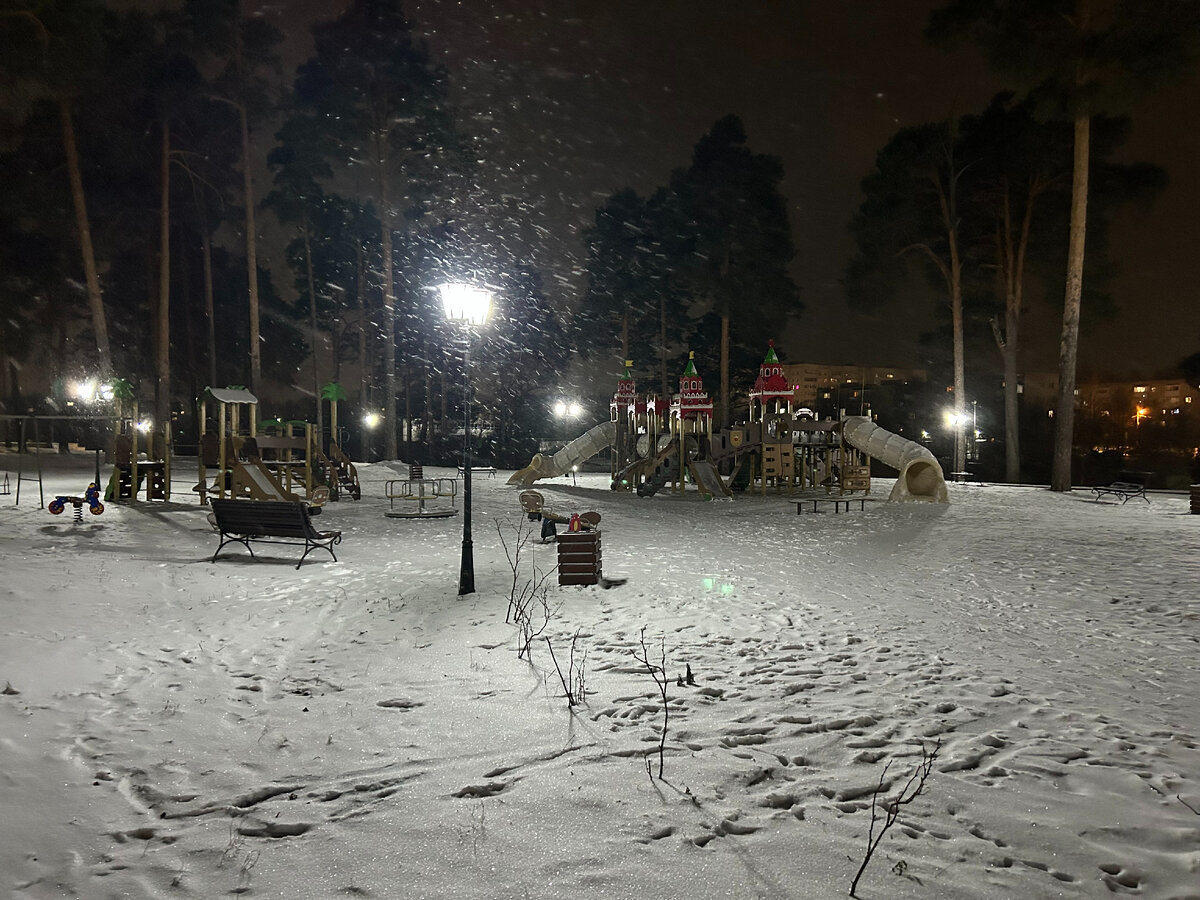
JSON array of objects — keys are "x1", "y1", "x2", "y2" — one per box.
[
  {"x1": 797, "y1": 496, "x2": 866, "y2": 514},
  {"x1": 457, "y1": 465, "x2": 497, "y2": 479},
  {"x1": 209, "y1": 499, "x2": 342, "y2": 569},
  {"x1": 1091, "y1": 471, "x2": 1152, "y2": 504}
]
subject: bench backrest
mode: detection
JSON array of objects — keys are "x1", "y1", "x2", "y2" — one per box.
[{"x1": 210, "y1": 499, "x2": 313, "y2": 538}]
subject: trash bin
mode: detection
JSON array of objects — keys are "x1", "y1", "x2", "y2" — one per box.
[{"x1": 557, "y1": 531, "x2": 601, "y2": 585}]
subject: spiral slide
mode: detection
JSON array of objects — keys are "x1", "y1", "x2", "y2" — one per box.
[
  {"x1": 840, "y1": 416, "x2": 949, "y2": 503},
  {"x1": 508, "y1": 421, "x2": 617, "y2": 486}
]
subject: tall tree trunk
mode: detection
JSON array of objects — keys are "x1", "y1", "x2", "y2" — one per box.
[
  {"x1": 379, "y1": 144, "x2": 398, "y2": 460},
  {"x1": 403, "y1": 363, "x2": 412, "y2": 448},
  {"x1": 931, "y1": 152, "x2": 966, "y2": 475},
  {"x1": 620, "y1": 308, "x2": 629, "y2": 368},
  {"x1": 422, "y1": 349, "x2": 432, "y2": 444},
  {"x1": 356, "y1": 240, "x2": 369, "y2": 411},
  {"x1": 178, "y1": 230, "x2": 195, "y2": 402},
  {"x1": 232, "y1": 7, "x2": 261, "y2": 396},
  {"x1": 381, "y1": 214, "x2": 397, "y2": 460},
  {"x1": 304, "y1": 223, "x2": 323, "y2": 446},
  {"x1": 1007, "y1": 188, "x2": 1034, "y2": 483},
  {"x1": 156, "y1": 119, "x2": 171, "y2": 437},
  {"x1": 949, "y1": 238, "x2": 966, "y2": 476},
  {"x1": 331, "y1": 287, "x2": 344, "y2": 385},
  {"x1": 202, "y1": 228, "x2": 216, "y2": 388},
  {"x1": 992, "y1": 204, "x2": 1022, "y2": 484},
  {"x1": 1051, "y1": 113, "x2": 1090, "y2": 492},
  {"x1": 659, "y1": 296, "x2": 668, "y2": 399},
  {"x1": 718, "y1": 243, "x2": 732, "y2": 428},
  {"x1": 944, "y1": 190, "x2": 967, "y2": 475},
  {"x1": 719, "y1": 313, "x2": 730, "y2": 429},
  {"x1": 240, "y1": 102, "x2": 261, "y2": 396},
  {"x1": 992, "y1": 178, "x2": 1041, "y2": 484},
  {"x1": 58, "y1": 99, "x2": 111, "y2": 372}
]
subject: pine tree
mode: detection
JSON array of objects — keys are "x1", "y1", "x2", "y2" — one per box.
[
  {"x1": 928, "y1": 0, "x2": 1200, "y2": 490},
  {"x1": 292, "y1": 0, "x2": 460, "y2": 461},
  {"x1": 847, "y1": 120, "x2": 971, "y2": 473}
]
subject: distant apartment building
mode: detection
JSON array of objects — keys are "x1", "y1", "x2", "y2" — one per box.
[
  {"x1": 780, "y1": 363, "x2": 928, "y2": 408},
  {"x1": 1020, "y1": 374, "x2": 1197, "y2": 424}
]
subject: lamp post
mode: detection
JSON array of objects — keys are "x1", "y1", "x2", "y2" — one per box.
[
  {"x1": 440, "y1": 283, "x2": 492, "y2": 596},
  {"x1": 971, "y1": 399, "x2": 978, "y2": 461}
]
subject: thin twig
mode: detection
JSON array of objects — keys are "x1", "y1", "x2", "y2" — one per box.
[{"x1": 850, "y1": 739, "x2": 941, "y2": 898}]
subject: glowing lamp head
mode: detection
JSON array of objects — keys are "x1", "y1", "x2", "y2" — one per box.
[
  {"x1": 553, "y1": 400, "x2": 568, "y2": 417},
  {"x1": 439, "y1": 283, "x2": 492, "y2": 326},
  {"x1": 363, "y1": 412, "x2": 381, "y2": 430}
]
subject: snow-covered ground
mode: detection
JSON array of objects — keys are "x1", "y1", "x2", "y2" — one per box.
[{"x1": 1, "y1": 450, "x2": 1198, "y2": 899}]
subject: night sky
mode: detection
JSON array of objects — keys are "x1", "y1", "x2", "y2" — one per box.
[{"x1": 257, "y1": 0, "x2": 1199, "y2": 378}]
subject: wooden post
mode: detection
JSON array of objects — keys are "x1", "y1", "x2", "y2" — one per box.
[{"x1": 217, "y1": 400, "x2": 227, "y2": 500}]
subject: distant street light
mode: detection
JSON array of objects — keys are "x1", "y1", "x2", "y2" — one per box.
[
  {"x1": 440, "y1": 283, "x2": 492, "y2": 596},
  {"x1": 944, "y1": 408, "x2": 967, "y2": 473},
  {"x1": 553, "y1": 399, "x2": 583, "y2": 418}
]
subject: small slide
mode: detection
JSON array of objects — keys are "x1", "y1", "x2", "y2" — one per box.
[
  {"x1": 841, "y1": 416, "x2": 948, "y2": 503},
  {"x1": 231, "y1": 460, "x2": 300, "y2": 502},
  {"x1": 688, "y1": 459, "x2": 733, "y2": 498},
  {"x1": 508, "y1": 421, "x2": 617, "y2": 486}
]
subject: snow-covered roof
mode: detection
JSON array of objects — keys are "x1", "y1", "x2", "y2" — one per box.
[{"x1": 202, "y1": 387, "x2": 258, "y2": 404}]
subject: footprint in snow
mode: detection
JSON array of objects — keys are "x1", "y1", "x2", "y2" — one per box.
[{"x1": 376, "y1": 697, "x2": 423, "y2": 710}]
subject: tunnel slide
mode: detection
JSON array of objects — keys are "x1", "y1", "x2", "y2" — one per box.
[
  {"x1": 507, "y1": 421, "x2": 617, "y2": 486},
  {"x1": 840, "y1": 416, "x2": 948, "y2": 503}
]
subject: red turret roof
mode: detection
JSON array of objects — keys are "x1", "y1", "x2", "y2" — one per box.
[
  {"x1": 749, "y1": 340, "x2": 792, "y2": 404},
  {"x1": 671, "y1": 351, "x2": 713, "y2": 421}
]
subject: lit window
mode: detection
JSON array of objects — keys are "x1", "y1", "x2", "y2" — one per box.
[
  {"x1": 1187, "y1": 396, "x2": 1194, "y2": 404},
  {"x1": 1134, "y1": 386, "x2": 1147, "y2": 393}
]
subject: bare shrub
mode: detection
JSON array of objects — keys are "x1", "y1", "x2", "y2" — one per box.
[
  {"x1": 850, "y1": 738, "x2": 941, "y2": 898},
  {"x1": 633, "y1": 627, "x2": 669, "y2": 779},
  {"x1": 545, "y1": 629, "x2": 588, "y2": 706},
  {"x1": 496, "y1": 518, "x2": 556, "y2": 626},
  {"x1": 512, "y1": 582, "x2": 561, "y2": 661}
]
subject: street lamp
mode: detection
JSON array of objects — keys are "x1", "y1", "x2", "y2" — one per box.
[
  {"x1": 944, "y1": 408, "x2": 966, "y2": 473},
  {"x1": 440, "y1": 283, "x2": 492, "y2": 596},
  {"x1": 968, "y1": 399, "x2": 979, "y2": 461},
  {"x1": 553, "y1": 399, "x2": 583, "y2": 419}
]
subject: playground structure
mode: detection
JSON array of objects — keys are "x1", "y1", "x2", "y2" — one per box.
[
  {"x1": 314, "y1": 442, "x2": 362, "y2": 501},
  {"x1": 104, "y1": 408, "x2": 172, "y2": 503},
  {"x1": 193, "y1": 387, "x2": 361, "y2": 506},
  {"x1": 510, "y1": 343, "x2": 948, "y2": 503}
]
